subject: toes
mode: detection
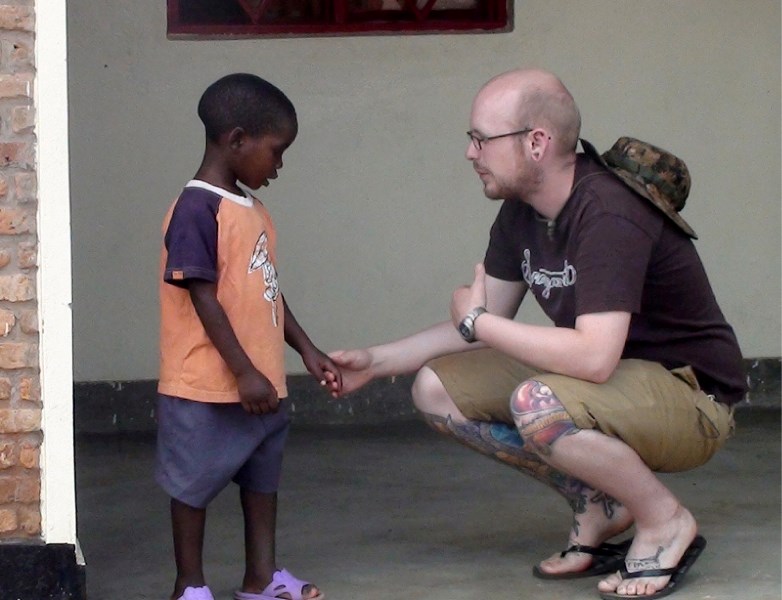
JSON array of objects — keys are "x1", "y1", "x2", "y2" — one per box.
[
  {"x1": 613, "y1": 578, "x2": 664, "y2": 597},
  {"x1": 597, "y1": 571, "x2": 622, "y2": 592},
  {"x1": 618, "y1": 579, "x2": 646, "y2": 596},
  {"x1": 618, "y1": 580, "x2": 635, "y2": 595},
  {"x1": 638, "y1": 580, "x2": 661, "y2": 596},
  {"x1": 597, "y1": 572, "x2": 666, "y2": 596},
  {"x1": 538, "y1": 550, "x2": 593, "y2": 576}
]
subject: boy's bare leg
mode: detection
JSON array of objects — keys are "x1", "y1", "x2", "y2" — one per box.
[
  {"x1": 170, "y1": 498, "x2": 208, "y2": 600},
  {"x1": 239, "y1": 488, "x2": 321, "y2": 600},
  {"x1": 412, "y1": 367, "x2": 633, "y2": 576},
  {"x1": 240, "y1": 489, "x2": 277, "y2": 592}
]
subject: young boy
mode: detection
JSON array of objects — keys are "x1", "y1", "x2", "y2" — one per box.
[{"x1": 156, "y1": 73, "x2": 340, "y2": 600}]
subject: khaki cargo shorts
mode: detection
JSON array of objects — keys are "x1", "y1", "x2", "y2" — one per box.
[{"x1": 425, "y1": 349, "x2": 734, "y2": 473}]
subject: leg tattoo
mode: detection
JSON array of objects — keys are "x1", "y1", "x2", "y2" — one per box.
[
  {"x1": 569, "y1": 486, "x2": 624, "y2": 537},
  {"x1": 418, "y1": 411, "x2": 618, "y2": 517},
  {"x1": 420, "y1": 411, "x2": 557, "y2": 486},
  {"x1": 506, "y1": 380, "x2": 627, "y2": 539},
  {"x1": 626, "y1": 547, "x2": 664, "y2": 572},
  {"x1": 510, "y1": 379, "x2": 578, "y2": 456},
  {"x1": 590, "y1": 490, "x2": 621, "y2": 520}
]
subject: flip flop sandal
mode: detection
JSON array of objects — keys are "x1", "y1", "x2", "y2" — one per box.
[
  {"x1": 234, "y1": 568, "x2": 324, "y2": 600},
  {"x1": 533, "y1": 538, "x2": 634, "y2": 580},
  {"x1": 598, "y1": 534, "x2": 707, "y2": 600}
]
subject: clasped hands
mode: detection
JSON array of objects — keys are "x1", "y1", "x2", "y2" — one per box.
[{"x1": 326, "y1": 263, "x2": 488, "y2": 399}]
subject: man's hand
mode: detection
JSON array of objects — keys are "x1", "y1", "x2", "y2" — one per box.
[
  {"x1": 327, "y1": 349, "x2": 375, "y2": 398},
  {"x1": 451, "y1": 263, "x2": 488, "y2": 327},
  {"x1": 236, "y1": 369, "x2": 279, "y2": 414}
]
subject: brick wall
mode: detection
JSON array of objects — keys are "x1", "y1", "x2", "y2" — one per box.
[{"x1": 0, "y1": 1, "x2": 41, "y2": 540}]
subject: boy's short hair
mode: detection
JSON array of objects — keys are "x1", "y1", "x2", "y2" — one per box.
[{"x1": 197, "y1": 73, "x2": 297, "y2": 142}]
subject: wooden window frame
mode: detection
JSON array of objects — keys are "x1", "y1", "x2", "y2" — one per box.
[{"x1": 167, "y1": 0, "x2": 512, "y2": 38}]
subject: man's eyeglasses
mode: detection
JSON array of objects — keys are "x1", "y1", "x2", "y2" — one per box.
[{"x1": 467, "y1": 128, "x2": 533, "y2": 150}]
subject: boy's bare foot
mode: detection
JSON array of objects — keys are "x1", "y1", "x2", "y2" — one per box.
[{"x1": 597, "y1": 506, "x2": 698, "y2": 597}]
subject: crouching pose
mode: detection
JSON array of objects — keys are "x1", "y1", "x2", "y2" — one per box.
[{"x1": 329, "y1": 68, "x2": 745, "y2": 600}]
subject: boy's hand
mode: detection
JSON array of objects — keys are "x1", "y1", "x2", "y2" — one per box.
[
  {"x1": 300, "y1": 347, "x2": 343, "y2": 397},
  {"x1": 327, "y1": 349, "x2": 375, "y2": 398},
  {"x1": 236, "y1": 369, "x2": 279, "y2": 414},
  {"x1": 188, "y1": 281, "x2": 278, "y2": 414}
]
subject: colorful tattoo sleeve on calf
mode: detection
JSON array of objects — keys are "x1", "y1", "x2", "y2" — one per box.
[
  {"x1": 421, "y1": 412, "x2": 585, "y2": 512},
  {"x1": 419, "y1": 411, "x2": 623, "y2": 536}
]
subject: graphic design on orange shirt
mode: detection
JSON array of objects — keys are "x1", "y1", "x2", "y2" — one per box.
[{"x1": 249, "y1": 231, "x2": 280, "y2": 327}]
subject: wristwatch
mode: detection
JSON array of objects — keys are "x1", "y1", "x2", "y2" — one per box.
[{"x1": 458, "y1": 306, "x2": 487, "y2": 343}]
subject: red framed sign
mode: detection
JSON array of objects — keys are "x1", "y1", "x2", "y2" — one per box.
[{"x1": 167, "y1": 0, "x2": 512, "y2": 37}]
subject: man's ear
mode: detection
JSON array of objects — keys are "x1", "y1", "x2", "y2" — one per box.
[
  {"x1": 529, "y1": 129, "x2": 551, "y2": 161},
  {"x1": 227, "y1": 127, "x2": 246, "y2": 150}
]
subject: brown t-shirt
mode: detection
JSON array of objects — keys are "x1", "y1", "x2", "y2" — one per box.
[{"x1": 484, "y1": 154, "x2": 746, "y2": 405}]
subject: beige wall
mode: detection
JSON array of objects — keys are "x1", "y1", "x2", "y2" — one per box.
[{"x1": 67, "y1": 0, "x2": 781, "y2": 382}]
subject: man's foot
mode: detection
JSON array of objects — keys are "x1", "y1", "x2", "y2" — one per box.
[
  {"x1": 535, "y1": 498, "x2": 634, "y2": 577},
  {"x1": 598, "y1": 536, "x2": 706, "y2": 600},
  {"x1": 597, "y1": 507, "x2": 698, "y2": 598},
  {"x1": 533, "y1": 538, "x2": 634, "y2": 579}
]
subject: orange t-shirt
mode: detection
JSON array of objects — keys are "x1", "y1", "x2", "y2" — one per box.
[{"x1": 158, "y1": 180, "x2": 287, "y2": 402}]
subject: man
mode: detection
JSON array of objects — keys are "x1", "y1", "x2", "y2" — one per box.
[{"x1": 329, "y1": 69, "x2": 745, "y2": 600}]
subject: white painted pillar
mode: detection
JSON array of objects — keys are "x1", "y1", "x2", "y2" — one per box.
[{"x1": 36, "y1": 0, "x2": 76, "y2": 545}]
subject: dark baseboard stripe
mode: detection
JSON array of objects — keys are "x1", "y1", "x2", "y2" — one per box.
[
  {"x1": 0, "y1": 542, "x2": 85, "y2": 600},
  {"x1": 73, "y1": 357, "x2": 780, "y2": 434}
]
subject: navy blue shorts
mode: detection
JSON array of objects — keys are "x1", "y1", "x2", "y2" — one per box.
[{"x1": 155, "y1": 394, "x2": 291, "y2": 508}]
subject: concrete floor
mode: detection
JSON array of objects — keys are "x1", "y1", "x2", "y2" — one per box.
[{"x1": 75, "y1": 409, "x2": 781, "y2": 600}]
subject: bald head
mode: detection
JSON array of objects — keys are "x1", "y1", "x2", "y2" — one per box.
[{"x1": 477, "y1": 69, "x2": 581, "y2": 154}]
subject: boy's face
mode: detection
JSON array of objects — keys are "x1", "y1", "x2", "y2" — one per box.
[{"x1": 234, "y1": 124, "x2": 297, "y2": 191}]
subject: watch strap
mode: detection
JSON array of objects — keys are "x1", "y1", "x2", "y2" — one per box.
[{"x1": 459, "y1": 306, "x2": 487, "y2": 343}]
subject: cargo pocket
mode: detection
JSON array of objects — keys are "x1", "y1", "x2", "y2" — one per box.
[
  {"x1": 669, "y1": 365, "x2": 734, "y2": 469},
  {"x1": 694, "y1": 392, "x2": 735, "y2": 444}
]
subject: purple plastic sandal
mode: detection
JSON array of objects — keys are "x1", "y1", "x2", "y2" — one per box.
[
  {"x1": 234, "y1": 568, "x2": 324, "y2": 600},
  {"x1": 177, "y1": 586, "x2": 215, "y2": 600}
]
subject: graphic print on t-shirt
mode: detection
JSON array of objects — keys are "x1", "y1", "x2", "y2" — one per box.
[
  {"x1": 248, "y1": 231, "x2": 280, "y2": 326},
  {"x1": 521, "y1": 248, "x2": 577, "y2": 299}
]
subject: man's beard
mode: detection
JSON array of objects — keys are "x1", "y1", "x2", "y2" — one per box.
[{"x1": 481, "y1": 162, "x2": 542, "y2": 202}]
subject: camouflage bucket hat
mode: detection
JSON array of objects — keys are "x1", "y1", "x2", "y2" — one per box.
[{"x1": 581, "y1": 137, "x2": 697, "y2": 239}]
